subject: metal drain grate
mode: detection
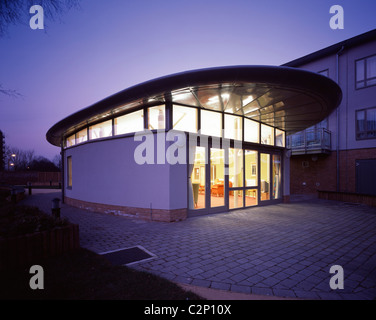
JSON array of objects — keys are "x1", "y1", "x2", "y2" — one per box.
[{"x1": 100, "y1": 246, "x2": 155, "y2": 266}]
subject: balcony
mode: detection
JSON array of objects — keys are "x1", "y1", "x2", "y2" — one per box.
[{"x1": 287, "y1": 128, "x2": 331, "y2": 155}]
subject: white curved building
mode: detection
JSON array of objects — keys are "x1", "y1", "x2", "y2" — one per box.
[{"x1": 46, "y1": 66, "x2": 342, "y2": 221}]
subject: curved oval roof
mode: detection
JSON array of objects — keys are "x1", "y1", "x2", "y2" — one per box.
[{"x1": 46, "y1": 65, "x2": 342, "y2": 146}]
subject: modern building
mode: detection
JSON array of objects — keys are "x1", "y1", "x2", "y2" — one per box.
[
  {"x1": 284, "y1": 29, "x2": 376, "y2": 196},
  {"x1": 46, "y1": 66, "x2": 341, "y2": 221}
]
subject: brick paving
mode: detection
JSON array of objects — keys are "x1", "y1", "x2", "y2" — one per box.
[{"x1": 21, "y1": 190, "x2": 376, "y2": 300}]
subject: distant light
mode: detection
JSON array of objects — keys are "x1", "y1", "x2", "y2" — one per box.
[{"x1": 11, "y1": 153, "x2": 16, "y2": 157}]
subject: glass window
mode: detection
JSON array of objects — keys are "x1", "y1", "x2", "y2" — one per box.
[
  {"x1": 261, "y1": 124, "x2": 274, "y2": 145},
  {"x1": 356, "y1": 110, "x2": 366, "y2": 133},
  {"x1": 260, "y1": 153, "x2": 270, "y2": 201},
  {"x1": 224, "y1": 114, "x2": 242, "y2": 140},
  {"x1": 356, "y1": 108, "x2": 376, "y2": 139},
  {"x1": 367, "y1": 56, "x2": 376, "y2": 82},
  {"x1": 272, "y1": 155, "x2": 282, "y2": 200},
  {"x1": 66, "y1": 134, "x2": 75, "y2": 147},
  {"x1": 356, "y1": 60, "x2": 365, "y2": 81},
  {"x1": 67, "y1": 156, "x2": 72, "y2": 188},
  {"x1": 356, "y1": 55, "x2": 376, "y2": 89},
  {"x1": 189, "y1": 146, "x2": 206, "y2": 210},
  {"x1": 229, "y1": 148, "x2": 243, "y2": 188},
  {"x1": 115, "y1": 110, "x2": 144, "y2": 135},
  {"x1": 210, "y1": 148, "x2": 225, "y2": 207},
  {"x1": 89, "y1": 120, "x2": 112, "y2": 140},
  {"x1": 148, "y1": 105, "x2": 165, "y2": 130},
  {"x1": 275, "y1": 129, "x2": 285, "y2": 147},
  {"x1": 76, "y1": 128, "x2": 88, "y2": 144},
  {"x1": 245, "y1": 189, "x2": 258, "y2": 207},
  {"x1": 229, "y1": 190, "x2": 243, "y2": 209},
  {"x1": 244, "y1": 118, "x2": 259, "y2": 143},
  {"x1": 245, "y1": 150, "x2": 258, "y2": 187},
  {"x1": 201, "y1": 110, "x2": 222, "y2": 137},
  {"x1": 173, "y1": 105, "x2": 198, "y2": 133}
]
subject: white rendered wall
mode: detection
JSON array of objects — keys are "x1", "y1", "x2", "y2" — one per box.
[{"x1": 64, "y1": 133, "x2": 187, "y2": 211}]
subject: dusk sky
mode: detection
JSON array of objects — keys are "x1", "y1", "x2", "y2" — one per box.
[{"x1": 1, "y1": 0, "x2": 376, "y2": 160}]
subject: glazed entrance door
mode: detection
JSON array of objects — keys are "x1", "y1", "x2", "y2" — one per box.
[
  {"x1": 188, "y1": 145, "x2": 226, "y2": 215},
  {"x1": 209, "y1": 148, "x2": 225, "y2": 210}
]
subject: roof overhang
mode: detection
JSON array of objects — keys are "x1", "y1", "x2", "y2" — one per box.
[{"x1": 46, "y1": 65, "x2": 342, "y2": 147}]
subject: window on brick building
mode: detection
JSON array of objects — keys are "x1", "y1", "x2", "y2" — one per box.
[
  {"x1": 356, "y1": 107, "x2": 376, "y2": 140},
  {"x1": 356, "y1": 55, "x2": 376, "y2": 89}
]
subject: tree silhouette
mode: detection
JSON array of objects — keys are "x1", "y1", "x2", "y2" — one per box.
[{"x1": 0, "y1": 0, "x2": 80, "y2": 96}]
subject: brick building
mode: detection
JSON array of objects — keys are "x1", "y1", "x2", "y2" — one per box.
[{"x1": 284, "y1": 29, "x2": 376, "y2": 196}]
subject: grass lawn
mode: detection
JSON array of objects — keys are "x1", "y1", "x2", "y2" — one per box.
[
  {"x1": 0, "y1": 189, "x2": 203, "y2": 300},
  {"x1": 0, "y1": 247, "x2": 203, "y2": 300}
]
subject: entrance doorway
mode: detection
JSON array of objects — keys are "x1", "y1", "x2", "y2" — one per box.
[
  {"x1": 188, "y1": 142, "x2": 282, "y2": 216},
  {"x1": 189, "y1": 145, "x2": 226, "y2": 214}
]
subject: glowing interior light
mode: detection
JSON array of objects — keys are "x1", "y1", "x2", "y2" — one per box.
[
  {"x1": 243, "y1": 95, "x2": 254, "y2": 106},
  {"x1": 208, "y1": 93, "x2": 230, "y2": 105}
]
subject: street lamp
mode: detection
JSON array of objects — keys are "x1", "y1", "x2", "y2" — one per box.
[{"x1": 8, "y1": 153, "x2": 16, "y2": 171}]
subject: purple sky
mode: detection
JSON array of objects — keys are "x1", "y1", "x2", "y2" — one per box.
[{"x1": 1, "y1": 0, "x2": 376, "y2": 160}]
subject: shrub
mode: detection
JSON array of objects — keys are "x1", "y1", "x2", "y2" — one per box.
[{"x1": 0, "y1": 204, "x2": 68, "y2": 239}]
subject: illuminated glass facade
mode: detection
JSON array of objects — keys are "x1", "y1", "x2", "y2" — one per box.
[{"x1": 47, "y1": 66, "x2": 341, "y2": 221}]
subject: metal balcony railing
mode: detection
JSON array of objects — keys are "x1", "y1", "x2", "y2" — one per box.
[{"x1": 287, "y1": 128, "x2": 331, "y2": 155}]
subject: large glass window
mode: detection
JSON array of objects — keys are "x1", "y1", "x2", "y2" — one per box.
[
  {"x1": 76, "y1": 128, "x2": 88, "y2": 144},
  {"x1": 356, "y1": 107, "x2": 376, "y2": 139},
  {"x1": 272, "y1": 155, "x2": 282, "y2": 199},
  {"x1": 260, "y1": 153, "x2": 270, "y2": 201},
  {"x1": 261, "y1": 124, "x2": 274, "y2": 145},
  {"x1": 210, "y1": 148, "x2": 225, "y2": 208},
  {"x1": 224, "y1": 114, "x2": 242, "y2": 140},
  {"x1": 244, "y1": 118, "x2": 259, "y2": 143},
  {"x1": 229, "y1": 148, "x2": 243, "y2": 188},
  {"x1": 190, "y1": 146, "x2": 206, "y2": 210},
  {"x1": 275, "y1": 129, "x2": 285, "y2": 147},
  {"x1": 229, "y1": 148, "x2": 243, "y2": 209},
  {"x1": 115, "y1": 110, "x2": 144, "y2": 135},
  {"x1": 148, "y1": 105, "x2": 165, "y2": 130},
  {"x1": 67, "y1": 156, "x2": 72, "y2": 188},
  {"x1": 201, "y1": 110, "x2": 222, "y2": 137},
  {"x1": 173, "y1": 105, "x2": 198, "y2": 133},
  {"x1": 245, "y1": 150, "x2": 258, "y2": 187},
  {"x1": 356, "y1": 55, "x2": 376, "y2": 89},
  {"x1": 66, "y1": 134, "x2": 75, "y2": 147},
  {"x1": 89, "y1": 120, "x2": 112, "y2": 140}
]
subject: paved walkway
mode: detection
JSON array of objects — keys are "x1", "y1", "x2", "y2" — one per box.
[{"x1": 21, "y1": 190, "x2": 376, "y2": 300}]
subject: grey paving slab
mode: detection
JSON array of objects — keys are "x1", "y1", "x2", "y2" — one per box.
[{"x1": 20, "y1": 191, "x2": 376, "y2": 300}]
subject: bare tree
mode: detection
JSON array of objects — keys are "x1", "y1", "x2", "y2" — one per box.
[
  {"x1": 0, "y1": 0, "x2": 80, "y2": 36},
  {"x1": 52, "y1": 153, "x2": 62, "y2": 170},
  {"x1": 6, "y1": 146, "x2": 35, "y2": 171},
  {"x1": 0, "y1": 0, "x2": 80, "y2": 96}
]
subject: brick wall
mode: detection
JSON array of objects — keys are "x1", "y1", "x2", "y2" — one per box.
[
  {"x1": 290, "y1": 153, "x2": 337, "y2": 194},
  {"x1": 290, "y1": 147, "x2": 376, "y2": 195},
  {"x1": 65, "y1": 196, "x2": 187, "y2": 222}
]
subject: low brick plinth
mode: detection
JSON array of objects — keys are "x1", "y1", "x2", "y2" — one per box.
[
  {"x1": 318, "y1": 190, "x2": 376, "y2": 207},
  {"x1": 65, "y1": 197, "x2": 187, "y2": 222}
]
